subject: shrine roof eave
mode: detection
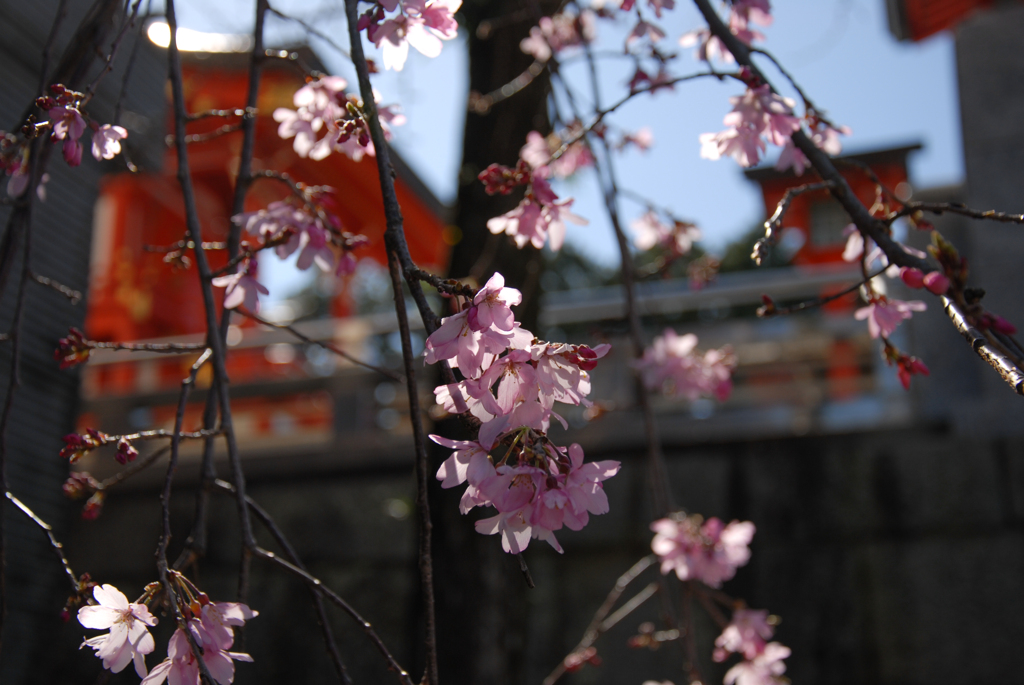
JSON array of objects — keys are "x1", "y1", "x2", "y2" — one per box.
[{"x1": 742, "y1": 142, "x2": 923, "y2": 184}]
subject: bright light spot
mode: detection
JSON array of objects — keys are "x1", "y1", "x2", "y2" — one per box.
[
  {"x1": 147, "y1": 20, "x2": 254, "y2": 52},
  {"x1": 265, "y1": 343, "x2": 297, "y2": 365},
  {"x1": 226, "y1": 325, "x2": 243, "y2": 347},
  {"x1": 384, "y1": 498, "x2": 410, "y2": 520}
]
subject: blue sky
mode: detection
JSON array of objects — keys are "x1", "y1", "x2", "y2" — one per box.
[{"x1": 166, "y1": 0, "x2": 962, "y2": 269}]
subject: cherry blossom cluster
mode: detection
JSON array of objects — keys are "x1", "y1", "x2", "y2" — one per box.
[
  {"x1": 76, "y1": 577, "x2": 256, "y2": 684},
  {"x1": 359, "y1": 0, "x2": 461, "y2": 71},
  {"x1": 680, "y1": 0, "x2": 771, "y2": 64},
  {"x1": 519, "y1": 7, "x2": 597, "y2": 62},
  {"x1": 424, "y1": 273, "x2": 620, "y2": 553},
  {"x1": 478, "y1": 160, "x2": 587, "y2": 251},
  {"x1": 1, "y1": 83, "x2": 127, "y2": 197},
  {"x1": 631, "y1": 210, "x2": 700, "y2": 257},
  {"x1": 213, "y1": 189, "x2": 370, "y2": 313},
  {"x1": 650, "y1": 514, "x2": 754, "y2": 587},
  {"x1": 714, "y1": 608, "x2": 791, "y2": 685},
  {"x1": 274, "y1": 75, "x2": 405, "y2": 162},
  {"x1": 700, "y1": 77, "x2": 801, "y2": 169},
  {"x1": 635, "y1": 329, "x2": 735, "y2": 401}
]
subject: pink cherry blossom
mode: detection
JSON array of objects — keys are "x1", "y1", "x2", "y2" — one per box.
[
  {"x1": 626, "y1": 20, "x2": 666, "y2": 48},
  {"x1": 724, "y1": 642, "x2": 790, "y2": 685},
  {"x1": 631, "y1": 211, "x2": 700, "y2": 255},
  {"x1": 78, "y1": 584, "x2": 158, "y2": 677},
  {"x1": 650, "y1": 515, "x2": 755, "y2": 587},
  {"x1": 646, "y1": 0, "x2": 676, "y2": 18},
  {"x1": 526, "y1": 443, "x2": 620, "y2": 552},
  {"x1": 50, "y1": 105, "x2": 86, "y2": 142},
  {"x1": 520, "y1": 10, "x2": 596, "y2": 62},
  {"x1": 91, "y1": 124, "x2": 128, "y2": 161},
  {"x1": 370, "y1": 0, "x2": 463, "y2": 71},
  {"x1": 714, "y1": 609, "x2": 774, "y2": 661},
  {"x1": 618, "y1": 126, "x2": 654, "y2": 151},
  {"x1": 469, "y1": 272, "x2": 522, "y2": 333},
  {"x1": 520, "y1": 128, "x2": 594, "y2": 179},
  {"x1": 274, "y1": 76, "x2": 402, "y2": 161},
  {"x1": 423, "y1": 309, "x2": 516, "y2": 379},
  {"x1": 200, "y1": 601, "x2": 258, "y2": 651},
  {"x1": 701, "y1": 86, "x2": 799, "y2": 168},
  {"x1": 212, "y1": 259, "x2": 269, "y2": 313},
  {"x1": 141, "y1": 621, "x2": 253, "y2": 685},
  {"x1": 854, "y1": 297, "x2": 927, "y2": 339},
  {"x1": 431, "y1": 435, "x2": 493, "y2": 489},
  {"x1": 635, "y1": 329, "x2": 735, "y2": 401},
  {"x1": 487, "y1": 191, "x2": 587, "y2": 252}
]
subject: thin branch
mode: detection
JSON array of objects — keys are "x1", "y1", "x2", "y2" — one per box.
[
  {"x1": 942, "y1": 296, "x2": 1024, "y2": 395},
  {"x1": 98, "y1": 444, "x2": 171, "y2": 491},
  {"x1": 543, "y1": 555, "x2": 656, "y2": 685},
  {"x1": 213, "y1": 480, "x2": 351, "y2": 685},
  {"x1": 165, "y1": 0, "x2": 258, "y2": 605},
  {"x1": 80, "y1": 0, "x2": 143, "y2": 107},
  {"x1": 759, "y1": 267, "x2": 886, "y2": 317},
  {"x1": 600, "y1": 581, "x2": 659, "y2": 632},
  {"x1": 888, "y1": 201, "x2": 1024, "y2": 225},
  {"x1": 235, "y1": 308, "x2": 405, "y2": 382},
  {"x1": 752, "y1": 181, "x2": 834, "y2": 265},
  {"x1": 681, "y1": 582, "x2": 703, "y2": 683},
  {"x1": 255, "y1": 546, "x2": 416, "y2": 685},
  {"x1": 37, "y1": 0, "x2": 70, "y2": 95},
  {"x1": 165, "y1": 122, "x2": 244, "y2": 146},
  {"x1": 113, "y1": 0, "x2": 152, "y2": 129},
  {"x1": 468, "y1": 59, "x2": 547, "y2": 114},
  {"x1": 186, "y1": 107, "x2": 251, "y2": 121},
  {"x1": 155, "y1": 345, "x2": 214, "y2": 685},
  {"x1": 566, "y1": 43, "x2": 674, "y2": 516},
  {"x1": 546, "y1": 70, "x2": 728, "y2": 165},
  {"x1": 267, "y1": 5, "x2": 351, "y2": 59},
  {"x1": 346, "y1": 4, "x2": 439, "y2": 682},
  {"x1": 5, "y1": 492, "x2": 78, "y2": 593},
  {"x1": 30, "y1": 270, "x2": 82, "y2": 304},
  {"x1": 85, "y1": 340, "x2": 208, "y2": 354}
]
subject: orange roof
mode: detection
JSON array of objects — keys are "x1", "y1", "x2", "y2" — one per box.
[{"x1": 87, "y1": 52, "x2": 448, "y2": 343}]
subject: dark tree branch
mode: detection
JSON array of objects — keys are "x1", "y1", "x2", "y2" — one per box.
[
  {"x1": 236, "y1": 308, "x2": 405, "y2": 382},
  {"x1": 568, "y1": 43, "x2": 675, "y2": 517},
  {"x1": 888, "y1": 201, "x2": 1024, "y2": 225},
  {"x1": 345, "y1": 3, "x2": 439, "y2": 682},
  {"x1": 255, "y1": 546, "x2": 416, "y2": 685},
  {"x1": 165, "y1": 0, "x2": 257, "y2": 606},
  {"x1": 753, "y1": 181, "x2": 834, "y2": 265},
  {"x1": 213, "y1": 479, "x2": 351, "y2": 684},
  {"x1": 5, "y1": 492, "x2": 78, "y2": 593},
  {"x1": 29, "y1": 271, "x2": 82, "y2": 304},
  {"x1": 543, "y1": 555, "x2": 656, "y2": 685}
]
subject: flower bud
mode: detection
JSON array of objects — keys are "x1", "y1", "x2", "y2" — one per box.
[
  {"x1": 923, "y1": 271, "x2": 950, "y2": 295},
  {"x1": 898, "y1": 267, "x2": 924, "y2": 289}
]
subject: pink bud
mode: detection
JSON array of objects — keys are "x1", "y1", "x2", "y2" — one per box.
[
  {"x1": 898, "y1": 365, "x2": 911, "y2": 390},
  {"x1": 991, "y1": 314, "x2": 1018, "y2": 335},
  {"x1": 923, "y1": 271, "x2": 950, "y2": 295},
  {"x1": 909, "y1": 358, "x2": 929, "y2": 375},
  {"x1": 899, "y1": 267, "x2": 924, "y2": 289}
]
